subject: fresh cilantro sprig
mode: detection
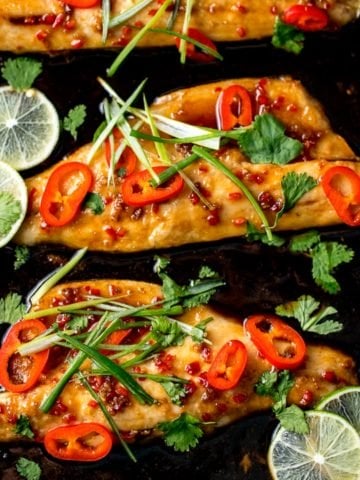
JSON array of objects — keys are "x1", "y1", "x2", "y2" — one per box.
[
  {"x1": 275, "y1": 295, "x2": 342, "y2": 335},
  {"x1": 161, "y1": 380, "x2": 189, "y2": 406},
  {"x1": 151, "y1": 316, "x2": 185, "y2": 348},
  {"x1": 272, "y1": 17, "x2": 305, "y2": 54},
  {"x1": 1, "y1": 57, "x2": 42, "y2": 90},
  {"x1": 233, "y1": 114, "x2": 303, "y2": 165},
  {"x1": 83, "y1": 192, "x2": 105, "y2": 215},
  {"x1": 289, "y1": 230, "x2": 354, "y2": 294},
  {"x1": 63, "y1": 104, "x2": 87, "y2": 140},
  {"x1": 246, "y1": 222, "x2": 285, "y2": 247},
  {"x1": 255, "y1": 370, "x2": 309, "y2": 434},
  {"x1": 14, "y1": 415, "x2": 35, "y2": 439},
  {"x1": 0, "y1": 191, "x2": 22, "y2": 237},
  {"x1": 0, "y1": 293, "x2": 26, "y2": 325},
  {"x1": 14, "y1": 245, "x2": 30, "y2": 271},
  {"x1": 16, "y1": 457, "x2": 41, "y2": 480},
  {"x1": 277, "y1": 172, "x2": 317, "y2": 218},
  {"x1": 158, "y1": 413, "x2": 204, "y2": 452}
]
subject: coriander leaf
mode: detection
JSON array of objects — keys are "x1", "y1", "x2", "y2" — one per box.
[
  {"x1": 0, "y1": 293, "x2": 26, "y2": 325},
  {"x1": 0, "y1": 191, "x2": 21, "y2": 236},
  {"x1": 246, "y1": 222, "x2": 285, "y2": 247},
  {"x1": 255, "y1": 370, "x2": 294, "y2": 414},
  {"x1": 271, "y1": 17, "x2": 305, "y2": 54},
  {"x1": 236, "y1": 114, "x2": 303, "y2": 165},
  {"x1": 1, "y1": 57, "x2": 42, "y2": 90},
  {"x1": 276, "y1": 405, "x2": 309, "y2": 434},
  {"x1": 161, "y1": 380, "x2": 188, "y2": 406},
  {"x1": 63, "y1": 104, "x2": 87, "y2": 140},
  {"x1": 189, "y1": 317, "x2": 212, "y2": 343},
  {"x1": 151, "y1": 317, "x2": 185, "y2": 347},
  {"x1": 158, "y1": 413, "x2": 203, "y2": 452},
  {"x1": 154, "y1": 255, "x2": 171, "y2": 273},
  {"x1": 281, "y1": 172, "x2": 317, "y2": 213},
  {"x1": 16, "y1": 457, "x2": 41, "y2": 480},
  {"x1": 312, "y1": 242, "x2": 353, "y2": 294},
  {"x1": 14, "y1": 245, "x2": 30, "y2": 271},
  {"x1": 14, "y1": 415, "x2": 35, "y2": 439},
  {"x1": 289, "y1": 230, "x2": 320, "y2": 253},
  {"x1": 83, "y1": 192, "x2": 105, "y2": 215},
  {"x1": 198, "y1": 265, "x2": 217, "y2": 279},
  {"x1": 67, "y1": 314, "x2": 90, "y2": 332},
  {"x1": 275, "y1": 295, "x2": 342, "y2": 335}
]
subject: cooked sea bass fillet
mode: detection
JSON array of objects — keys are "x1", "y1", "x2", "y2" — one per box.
[
  {"x1": 15, "y1": 77, "x2": 359, "y2": 252},
  {"x1": 0, "y1": 0, "x2": 359, "y2": 53},
  {"x1": 0, "y1": 279, "x2": 357, "y2": 444}
]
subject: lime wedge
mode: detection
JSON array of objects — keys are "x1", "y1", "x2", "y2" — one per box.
[
  {"x1": 0, "y1": 85, "x2": 60, "y2": 170},
  {"x1": 316, "y1": 386, "x2": 360, "y2": 435},
  {"x1": 268, "y1": 410, "x2": 360, "y2": 480},
  {"x1": 0, "y1": 160, "x2": 28, "y2": 247}
]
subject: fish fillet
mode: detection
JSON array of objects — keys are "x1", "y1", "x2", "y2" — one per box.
[
  {"x1": 15, "y1": 76, "x2": 360, "y2": 252},
  {"x1": 0, "y1": 0, "x2": 359, "y2": 53},
  {"x1": 0, "y1": 279, "x2": 357, "y2": 445}
]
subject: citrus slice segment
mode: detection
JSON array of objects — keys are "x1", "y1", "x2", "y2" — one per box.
[
  {"x1": 0, "y1": 85, "x2": 60, "y2": 170},
  {"x1": 0, "y1": 160, "x2": 28, "y2": 247},
  {"x1": 268, "y1": 410, "x2": 360, "y2": 480},
  {"x1": 316, "y1": 386, "x2": 360, "y2": 435}
]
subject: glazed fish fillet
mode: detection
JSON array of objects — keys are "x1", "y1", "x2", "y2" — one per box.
[
  {"x1": 0, "y1": 279, "x2": 357, "y2": 444},
  {"x1": 15, "y1": 76, "x2": 359, "y2": 252},
  {"x1": 0, "y1": 0, "x2": 359, "y2": 53}
]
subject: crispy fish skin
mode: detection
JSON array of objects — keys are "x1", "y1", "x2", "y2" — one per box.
[
  {"x1": 0, "y1": 279, "x2": 357, "y2": 443},
  {"x1": 15, "y1": 77, "x2": 359, "y2": 252},
  {"x1": 0, "y1": 0, "x2": 359, "y2": 53}
]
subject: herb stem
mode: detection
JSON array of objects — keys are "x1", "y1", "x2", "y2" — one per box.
[{"x1": 192, "y1": 146, "x2": 273, "y2": 242}]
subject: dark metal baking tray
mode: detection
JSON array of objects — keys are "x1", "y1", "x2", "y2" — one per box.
[{"x1": 1, "y1": 20, "x2": 360, "y2": 479}]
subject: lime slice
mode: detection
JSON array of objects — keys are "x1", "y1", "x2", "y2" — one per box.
[
  {"x1": 0, "y1": 160, "x2": 28, "y2": 247},
  {"x1": 316, "y1": 386, "x2": 360, "y2": 435},
  {"x1": 268, "y1": 410, "x2": 360, "y2": 480},
  {"x1": 0, "y1": 85, "x2": 60, "y2": 170}
]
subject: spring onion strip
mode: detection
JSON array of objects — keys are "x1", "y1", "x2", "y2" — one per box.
[
  {"x1": 143, "y1": 95, "x2": 171, "y2": 166},
  {"x1": 179, "y1": 0, "x2": 194, "y2": 64},
  {"x1": 167, "y1": 0, "x2": 180, "y2": 29},
  {"x1": 103, "y1": 98, "x2": 116, "y2": 186},
  {"x1": 40, "y1": 314, "x2": 109, "y2": 412},
  {"x1": 132, "y1": 25, "x2": 223, "y2": 61},
  {"x1": 132, "y1": 373, "x2": 188, "y2": 383},
  {"x1": 59, "y1": 333, "x2": 155, "y2": 404},
  {"x1": 102, "y1": 0, "x2": 111, "y2": 43},
  {"x1": 107, "y1": 0, "x2": 173, "y2": 77},
  {"x1": 149, "y1": 153, "x2": 198, "y2": 186},
  {"x1": 109, "y1": 0, "x2": 153, "y2": 28},
  {"x1": 27, "y1": 248, "x2": 87, "y2": 308},
  {"x1": 79, "y1": 373, "x2": 137, "y2": 462},
  {"x1": 18, "y1": 330, "x2": 73, "y2": 356},
  {"x1": 131, "y1": 129, "x2": 221, "y2": 145},
  {"x1": 192, "y1": 146, "x2": 273, "y2": 242},
  {"x1": 86, "y1": 78, "x2": 147, "y2": 164}
]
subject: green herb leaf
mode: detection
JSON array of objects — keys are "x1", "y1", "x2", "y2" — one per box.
[
  {"x1": 16, "y1": 457, "x2": 41, "y2": 480},
  {"x1": 312, "y1": 242, "x2": 353, "y2": 294},
  {"x1": 83, "y1": 192, "x2": 105, "y2": 215},
  {"x1": 246, "y1": 222, "x2": 285, "y2": 247},
  {"x1": 255, "y1": 370, "x2": 294, "y2": 414},
  {"x1": 275, "y1": 295, "x2": 342, "y2": 335},
  {"x1": 281, "y1": 172, "x2": 317, "y2": 213},
  {"x1": 1, "y1": 57, "x2": 42, "y2": 90},
  {"x1": 189, "y1": 317, "x2": 212, "y2": 343},
  {"x1": 271, "y1": 17, "x2": 305, "y2": 54},
  {"x1": 0, "y1": 293, "x2": 26, "y2": 325},
  {"x1": 66, "y1": 314, "x2": 90, "y2": 332},
  {"x1": 161, "y1": 380, "x2": 188, "y2": 406},
  {"x1": 0, "y1": 191, "x2": 21, "y2": 236},
  {"x1": 14, "y1": 246, "x2": 30, "y2": 271},
  {"x1": 276, "y1": 405, "x2": 309, "y2": 434},
  {"x1": 151, "y1": 317, "x2": 185, "y2": 348},
  {"x1": 158, "y1": 413, "x2": 204, "y2": 452},
  {"x1": 289, "y1": 230, "x2": 320, "y2": 253},
  {"x1": 63, "y1": 104, "x2": 87, "y2": 140},
  {"x1": 236, "y1": 114, "x2": 303, "y2": 165},
  {"x1": 14, "y1": 415, "x2": 35, "y2": 439}
]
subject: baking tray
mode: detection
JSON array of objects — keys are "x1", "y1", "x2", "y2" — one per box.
[{"x1": 1, "y1": 20, "x2": 360, "y2": 479}]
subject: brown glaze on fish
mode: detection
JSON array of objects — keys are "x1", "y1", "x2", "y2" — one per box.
[
  {"x1": 15, "y1": 77, "x2": 359, "y2": 252},
  {"x1": 0, "y1": 279, "x2": 357, "y2": 444},
  {"x1": 0, "y1": 0, "x2": 359, "y2": 53}
]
